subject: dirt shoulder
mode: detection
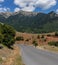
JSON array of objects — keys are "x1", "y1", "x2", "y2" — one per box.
[
  {"x1": 16, "y1": 32, "x2": 58, "y2": 53},
  {"x1": 37, "y1": 45, "x2": 58, "y2": 53},
  {"x1": 0, "y1": 44, "x2": 24, "y2": 65}
]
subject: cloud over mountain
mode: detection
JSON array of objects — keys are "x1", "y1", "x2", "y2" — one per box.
[
  {"x1": 14, "y1": 7, "x2": 20, "y2": 12},
  {"x1": 56, "y1": 9, "x2": 58, "y2": 14},
  {"x1": 14, "y1": 0, "x2": 57, "y2": 12},
  {"x1": 0, "y1": 7, "x2": 10, "y2": 12},
  {"x1": 0, "y1": 0, "x2": 4, "y2": 2}
]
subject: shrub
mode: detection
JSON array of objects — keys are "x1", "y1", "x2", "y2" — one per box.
[
  {"x1": 55, "y1": 32, "x2": 58, "y2": 36},
  {"x1": 47, "y1": 34, "x2": 51, "y2": 37},
  {"x1": 2, "y1": 24, "x2": 16, "y2": 37},
  {"x1": 48, "y1": 41, "x2": 58, "y2": 47},
  {"x1": 41, "y1": 35, "x2": 44, "y2": 38},
  {"x1": 32, "y1": 40, "x2": 38, "y2": 47},
  {"x1": 3, "y1": 38, "x2": 15, "y2": 47},
  {"x1": 37, "y1": 35, "x2": 40, "y2": 39},
  {"x1": 25, "y1": 39, "x2": 29, "y2": 41},
  {"x1": 16, "y1": 36, "x2": 24, "y2": 41},
  {"x1": 43, "y1": 38, "x2": 47, "y2": 42},
  {"x1": 0, "y1": 23, "x2": 16, "y2": 48},
  {"x1": 0, "y1": 34, "x2": 3, "y2": 43}
]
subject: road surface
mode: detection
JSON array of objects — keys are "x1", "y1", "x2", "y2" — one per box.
[{"x1": 19, "y1": 45, "x2": 58, "y2": 65}]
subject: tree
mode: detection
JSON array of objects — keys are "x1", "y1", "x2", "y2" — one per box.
[
  {"x1": 0, "y1": 23, "x2": 16, "y2": 48},
  {"x1": 3, "y1": 34, "x2": 15, "y2": 47},
  {"x1": 0, "y1": 34, "x2": 3, "y2": 43},
  {"x1": 2, "y1": 24, "x2": 16, "y2": 37}
]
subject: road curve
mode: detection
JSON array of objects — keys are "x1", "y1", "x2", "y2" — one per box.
[{"x1": 19, "y1": 45, "x2": 58, "y2": 65}]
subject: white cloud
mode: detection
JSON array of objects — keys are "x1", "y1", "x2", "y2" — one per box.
[
  {"x1": 0, "y1": 0, "x2": 4, "y2": 2},
  {"x1": 14, "y1": 7, "x2": 20, "y2": 12},
  {"x1": 14, "y1": 0, "x2": 57, "y2": 12},
  {"x1": 56, "y1": 9, "x2": 58, "y2": 14},
  {"x1": 14, "y1": 6, "x2": 35, "y2": 12},
  {"x1": 22, "y1": 6, "x2": 35, "y2": 12},
  {"x1": 0, "y1": 7, "x2": 10, "y2": 12},
  {"x1": 35, "y1": 0, "x2": 56, "y2": 10}
]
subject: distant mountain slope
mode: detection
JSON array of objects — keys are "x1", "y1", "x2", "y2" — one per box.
[{"x1": 0, "y1": 11, "x2": 58, "y2": 33}]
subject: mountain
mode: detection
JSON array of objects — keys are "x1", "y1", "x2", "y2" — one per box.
[
  {"x1": 0, "y1": 11, "x2": 58, "y2": 33},
  {"x1": 0, "y1": 12, "x2": 12, "y2": 18}
]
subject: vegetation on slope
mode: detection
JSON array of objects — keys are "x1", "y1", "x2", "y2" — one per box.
[
  {"x1": 0, "y1": 22, "x2": 16, "y2": 48},
  {"x1": 48, "y1": 41, "x2": 58, "y2": 47},
  {"x1": 0, "y1": 11, "x2": 58, "y2": 33}
]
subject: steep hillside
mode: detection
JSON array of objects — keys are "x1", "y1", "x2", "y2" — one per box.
[{"x1": 0, "y1": 11, "x2": 58, "y2": 33}]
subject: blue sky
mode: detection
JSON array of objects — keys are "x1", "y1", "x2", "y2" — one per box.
[{"x1": 0, "y1": 0, "x2": 58, "y2": 13}]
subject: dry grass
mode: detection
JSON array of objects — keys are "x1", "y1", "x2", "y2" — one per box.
[
  {"x1": 37, "y1": 45, "x2": 58, "y2": 53},
  {"x1": 0, "y1": 44, "x2": 24, "y2": 65},
  {"x1": 12, "y1": 45, "x2": 25, "y2": 65},
  {"x1": 13, "y1": 56, "x2": 24, "y2": 65},
  {"x1": 43, "y1": 45, "x2": 58, "y2": 52},
  {"x1": 16, "y1": 32, "x2": 58, "y2": 45},
  {"x1": 0, "y1": 57, "x2": 3, "y2": 64},
  {"x1": 16, "y1": 32, "x2": 58, "y2": 53},
  {"x1": 0, "y1": 44, "x2": 12, "y2": 65}
]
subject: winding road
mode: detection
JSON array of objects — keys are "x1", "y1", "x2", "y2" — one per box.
[{"x1": 19, "y1": 45, "x2": 58, "y2": 65}]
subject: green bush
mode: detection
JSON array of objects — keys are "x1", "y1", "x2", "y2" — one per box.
[
  {"x1": 41, "y1": 35, "x2": 44, "y2": 38},
  {"x1": 37, "y1": 35, "x2": 40, "y2": 39},
  {"x1": 48, "y1": 41, "x2": 58, "y2": 47},
  {"x1": 25, "y1": 39, "x2": 29, "y2": 41},
  {"x1": 0, "y1": 23, "x2": 16, "y2": 48},
  {"x1": 55, "y1": 32, "x2": 58, "y2": 36},
  {"x1": 32, "y1": 40, "x2": 38, "y2": 47},
  {"x1": 16, "y1": 36, "x2": 24, "y2": 41},
  {"x1": 2, "y1": 24, "x2": 16, "y2": 37},
  {"x1": 47, "y1": 34, "x2": 51, "y2": 37},
  {"x1": 0, "y1": 34, "x2": 3, "y2": 43}
]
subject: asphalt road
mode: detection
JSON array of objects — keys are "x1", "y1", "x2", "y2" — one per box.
[{"x1": 19, "y1": 45, "x2": 58, "y2": 65}]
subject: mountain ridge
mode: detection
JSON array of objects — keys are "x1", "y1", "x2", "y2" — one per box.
[
  {"x1": 0, "y1": 11, "x2": 58, "y2": 18},
  {"x1": 0, "y1": 11, "x2": 58, "y2": 33}
]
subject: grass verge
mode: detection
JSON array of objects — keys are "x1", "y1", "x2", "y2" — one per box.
[
  {"x1": 13, "y1": 55, "x2": 24, "y2": 65},
  {"x1": 37, "y1": 45, "x2": 58, "y2": 53},
  {"x1": 0, "y1": 57, "x2": 3, "y2": 64},
  {"x1": 0, "y1": 44, "x2": 24, "y2": 65}
]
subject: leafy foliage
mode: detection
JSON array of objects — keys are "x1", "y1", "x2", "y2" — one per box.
[
  {"x1": 48, "y1": 41, "x2": 58, "y2": 47},
  {"x1": 41, "y1": 35, "x2": 44, "y2": 38},
  {"x1": 32, "y1": 40, "x2": 38, "y2": 47},
  {"x1": 55, "y1": 32, "x2": 58, "y2": 36},
  {"x1": 37, "y1": 35, "x2": 40, "y2": 39},
  {"x1": 25, "y1": 39, "x2": 29, "y2": 41},
  {"x1": 47, "y1": 34, "x2": 51, "y2": 37},
  {"x1": 0, "y1": 23, "x2": 16, "y2": 48},
  {"x1": 16, "y1": 36, "x2": 24, "y2": 41},
  {"x1": 0, "y1": 34, "x2": 3, "y2": 43}
]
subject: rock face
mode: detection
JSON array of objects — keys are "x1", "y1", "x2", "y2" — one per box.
[
  {"x1": 0, "y1": 11, "x2": 58, "y2": 33},
  {"x1": 0, "y1": 12, "x2": 12, "y2": 18},
  {"x1": 0, "y1": 11, "x2": 58, "y2": 18}
]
